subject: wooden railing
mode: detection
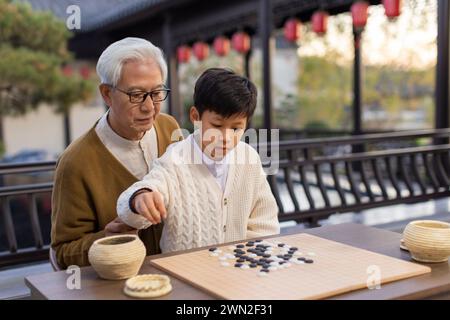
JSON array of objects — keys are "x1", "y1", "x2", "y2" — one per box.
[
  {"x1": 262, "y1": 129, "x2": 450, "y2": 227},
  {"x1": 1, "y1": 129, "x2": 450, "y2": 268}
]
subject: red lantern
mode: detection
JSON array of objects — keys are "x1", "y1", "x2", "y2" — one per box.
[
  {"x1": 193, "y1": 41, "x2": 209, "y2": 61},
  {"x1": 383, "y1": 0, "x2": 401, "y2": 19},
  {"x1": 80, "y1": 65, "x2": 90, "y2": 79},
  {"x1": 213, "y1": 36, "x2": 230, "y2": 56},
  {"x1": 312, "y1": 11, "x2": 328, "y2": 35},
  {"x1": 284, "y1": 18, "x2": 301, "y2": 42},
  {"x1": 351, "y1": 1, "x2": 369, "y2": 30},
  {"x1": 177, "y1": 45, "x2": 191, "y2": 64},
  {"x1": 231, "y1": 31, "x2": 251, "y2": 54},
  {"x1": 62, "y1": 65, "x2": 73, "y2": 77}
]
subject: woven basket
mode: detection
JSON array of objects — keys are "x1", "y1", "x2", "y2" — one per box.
[
  {"x1": 88, "y1": 235, "x2": 146, "y2": 280},
  {"x1": 403, "y1": 220, "x2": 450, "y2": 263}
]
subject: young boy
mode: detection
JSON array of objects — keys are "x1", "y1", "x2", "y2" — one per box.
[{"x1": 117, "y1": 68, "x2": 280, "y2": 253}]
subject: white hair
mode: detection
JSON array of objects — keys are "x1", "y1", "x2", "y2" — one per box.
[{"x1": 96, "y1": 37, "x2": 168, "y2": 86}]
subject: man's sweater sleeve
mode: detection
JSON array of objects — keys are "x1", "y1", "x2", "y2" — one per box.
[
  {"x1": 51, "y1": 159, "x2": 106, "y2": 269},
  {"x1": 117, "y1": 160, "x2": 172, "y2": 230},
  {"x1": 246, "y1": 165, "x2": 281, "y2": 239}
]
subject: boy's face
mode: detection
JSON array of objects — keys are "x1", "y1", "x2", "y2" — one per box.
[{"x1": 190, "y1": 107, "x2": 247, "y2": 160}]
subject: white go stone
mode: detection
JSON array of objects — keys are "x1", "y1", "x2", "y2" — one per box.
[
  {"x1": 209, "y1": 252, "x2": 219, "y2": 257},
  {"x1": 258, "y1": 272, "x2": 268, "y2": 277},
  {"x1": 270, "y1": 261, "x2": 278, "y2": 266},
  {"x1": 294, "y1": 260, "x2": 305, "y2": 265},
  {"x1": 249, "y1": 253, "x2": 257, "y2": 258},
  {"x1": 225, "y1": 253, "x2": 235, "y2": 259},
  {"x1": 221, "y1": 261, "x2": 230, "y2": 267},
  {"x1": 268, "y1": 266, "x2": 278, "y2": 271},
  {"x1": 307, "y1": 252, "x2": 316, "y2": 256},
  {"x1": 214, "y1": 249, "x2": 222, "y2": 254},
  {"x1": 240, "y1": 264, "x2": 250, "y2": 269},
  {"x1": 219, "y1": 256, "x2": 228, "y2": 261},
  {"x1": 284, "y1": 263, "x2": 292, "y2": 268}
]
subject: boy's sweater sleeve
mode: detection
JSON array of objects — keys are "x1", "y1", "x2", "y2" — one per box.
[
  {"x1": 246, "y1": 165, "x2": 281, "y2": 239},
  {"x1": 117, "y1": 160, "x2": 173, "y2": 229}
]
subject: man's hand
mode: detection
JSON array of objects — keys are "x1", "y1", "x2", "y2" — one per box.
[
  {"x1": 132, "y1": 190, "x2": 167, "y2": 224},
  {"x1": 105, "y1": 217, "x2": 138, "y2": 237}
]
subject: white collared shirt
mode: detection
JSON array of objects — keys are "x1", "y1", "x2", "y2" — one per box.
[
  {"x1": 191, "y1": 132, "x2": 231, "y2": 191},
  {"x1": 95, "y1": 112, "x2": 158, "y2": 179}
]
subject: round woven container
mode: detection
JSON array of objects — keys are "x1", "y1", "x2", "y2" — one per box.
[
  {"x1": 88, "y1": 235, "x2": 146, "y2": 280},
  {"x1": 403, "y1": 220, "x2": 450, "y2": 263}
]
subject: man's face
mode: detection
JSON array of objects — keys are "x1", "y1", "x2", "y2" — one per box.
[
  {"x1": 100, "y1": 58, "x2": 164, "y2": 140},
  {"x1": 190, "y1": 107, "x2": 247, "y2": 160}
]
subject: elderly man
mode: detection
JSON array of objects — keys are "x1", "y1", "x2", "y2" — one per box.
[{"x1": 51, "y1": 37, "x2": 181, "y2": 269}]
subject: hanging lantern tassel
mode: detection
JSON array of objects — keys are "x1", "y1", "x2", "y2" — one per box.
[
  {"x1": 213, "y1": 36, "x2": 230, "y2": 57},
  {"x1": 351, "y1": 1, "x2": 369, "y2": 31},
  {"x1": 383, "y1": 0, "x2": 401, "y2": 20},
  {"x1": 284, "y1": 18, "x2": 301, "y2": 42},
  {"x1": 177, "y1": 45, "x2": 191, "y2": 64},
  {"x1": 312, "y1": 11, "x2": 328, "y2": 35},
  {"x1": 231, "y1": 31, "x2": 251, "y2": 54},
  {"x1": 193, "y1": 41, "x2": 209, "y2": 61}
]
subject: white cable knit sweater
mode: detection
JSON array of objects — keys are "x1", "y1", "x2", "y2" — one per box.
[{"x1": 117, "y1": 135, "x2": 280, "y2": 253}]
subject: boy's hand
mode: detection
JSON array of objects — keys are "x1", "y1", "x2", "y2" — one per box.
[{"x1": 132, "y1": 190, "x2": 167, "y2": 224}]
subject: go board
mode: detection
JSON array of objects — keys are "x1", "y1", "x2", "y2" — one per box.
[{"x1": 150, "y1": 233, "x2": 431, "y2": 300}]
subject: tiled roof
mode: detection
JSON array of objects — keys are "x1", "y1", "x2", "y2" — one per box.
[{"x1": 16, "y1": 0, "x2": 166, "y2": 32}]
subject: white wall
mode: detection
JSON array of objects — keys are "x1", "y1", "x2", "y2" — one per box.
[{"x1": 3, "y1": 103, "x2": 105, "y2": 158}]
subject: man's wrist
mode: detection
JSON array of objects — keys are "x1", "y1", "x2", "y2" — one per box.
[{"x1": 129, "y1": 188, "x2": 152, "y2": 214}]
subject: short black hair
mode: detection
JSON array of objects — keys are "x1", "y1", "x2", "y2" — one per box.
[{"x1": 193, "y1": 68, "x2": 257, "y2": 119}]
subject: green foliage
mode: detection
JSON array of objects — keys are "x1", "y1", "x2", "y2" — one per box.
[
  {"x1": 0, "y1": 0, "x2": 95, "y2": 115},
  {"x1": 280, "y1": 55, "x2": 435, "y2": 131}
]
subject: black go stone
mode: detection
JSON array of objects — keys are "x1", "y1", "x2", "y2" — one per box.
[
  {"x1": 208, "y1": 247, "x2": 217, "y2": 252},
  {"x1": 246, "y1": 242, "x2": 255, "y2": 247},
  {"x1": 278, "y1": 243, "x2": 285, "y2": 247},
  {"x1": 290, "y1": 247, "x2": 298, "y2": 251},
  {"x1": 237, "y1": 258, "x2": 245, "y2": 263},
  {"x1": 236, "y1": 244, "x2": 245, "y2": 248},
  {"x1": 261, "y1": 268, "x2": 270, "y2": 273},
  {"x1": 250, "y1": 263, "x2": 257, "y2": 268},
  {"x1": 234, "y1": 254, "x2": 243, "y2": 258},
  {"x1": 284, "y1": 254, "x2": 293, "y2": 258},
  {"x1": 305, "y1": 259, "x2": 314, "y2": 264},
  {"x1": 255, "y1": 239, "x2": 263, "y2": 242},
  {"x1": 257, "y1": 261, "x2": 265, "y2": 266},
  {"x1": 263, "y1": 254, "x2": 271, "y2": 258},
  {"x1": 256, "y1": 252, "x2": 264, "y2": 256},
  {"x1": 297, "y1": 257, "x2": 306, "y2": 261},
  {"x1": 234, "y1": 263, "x2": 243, "y2": 268}
]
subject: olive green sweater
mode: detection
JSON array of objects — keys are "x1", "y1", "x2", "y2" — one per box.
[{"x1": 51, "y1": 113, "x2": 181, "y2": 269}]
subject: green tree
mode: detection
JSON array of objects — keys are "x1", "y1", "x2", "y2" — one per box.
[{"x1": 0, "y1": 0, "x2": 95, "y2": 154}]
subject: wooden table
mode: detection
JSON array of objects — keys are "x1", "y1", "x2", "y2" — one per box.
[{"x1": 25, "y1": 223, "x2": 450, "y2": 300}]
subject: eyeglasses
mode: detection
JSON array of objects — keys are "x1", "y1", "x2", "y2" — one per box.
[{"x1": 108, "y1": 85, "x2": 170, "y2": 103}]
